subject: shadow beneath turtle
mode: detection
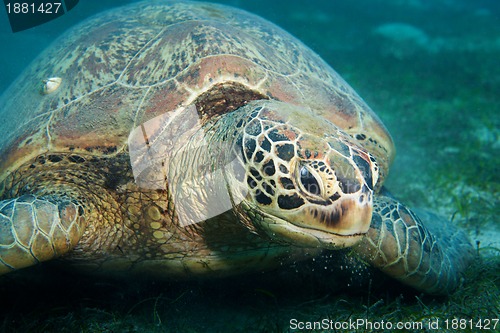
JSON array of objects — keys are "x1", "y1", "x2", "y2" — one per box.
[{"x1": 0, "y1": 252, "x2": 422, "y2": 333}]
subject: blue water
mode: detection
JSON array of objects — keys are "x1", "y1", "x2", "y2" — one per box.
[{"x1": 0, "y1": 0, "x2": 498, "y2": 332}]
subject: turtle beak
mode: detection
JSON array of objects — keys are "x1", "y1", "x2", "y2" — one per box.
[
  {"x1": 281, "y1": 184, "x2": 373, "y2": 248},
  {"x1": 304, "y1": 195, "x2": 373, "y2": 241},
  {"x1": 253, "y1": 196, "x2": 373, "y2": 249}
]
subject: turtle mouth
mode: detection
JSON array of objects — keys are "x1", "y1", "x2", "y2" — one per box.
[{"x1": 255, "y1": 208, "x2": 367, "y2": 249}]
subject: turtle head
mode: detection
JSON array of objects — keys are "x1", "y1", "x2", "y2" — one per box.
[{"x1": 234, "y1": 100, "x2": 380, "y2": 249}]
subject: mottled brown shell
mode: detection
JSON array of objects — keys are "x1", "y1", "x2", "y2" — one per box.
[{"x1": 0, "y1": 0, "x2": 394, "y2": 184}]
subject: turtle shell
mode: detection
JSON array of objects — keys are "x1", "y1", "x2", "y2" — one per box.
[{"x1": 0, "y1": 0, "x2": 394, "y2": 185}]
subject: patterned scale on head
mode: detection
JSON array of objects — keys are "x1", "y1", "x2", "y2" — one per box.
[{"x1": 219, "y1": 100, "x2": 380, "y2": 249}]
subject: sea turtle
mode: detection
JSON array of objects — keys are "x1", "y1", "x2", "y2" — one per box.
[{"x1": 0, "y1": 0, "x2": 473, "y2": 295}]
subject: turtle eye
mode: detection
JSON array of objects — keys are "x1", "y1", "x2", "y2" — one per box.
[{"x1": 299, "y1": 166, "x2": 322, "y2": 196}]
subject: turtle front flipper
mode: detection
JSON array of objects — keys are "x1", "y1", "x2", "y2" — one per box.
[
  {"x1": 0, "y1": 195, "x2": 86, "y2": 275},
  {"x1": 353, "y1": 194, "x2": 475, "y2": 295}
]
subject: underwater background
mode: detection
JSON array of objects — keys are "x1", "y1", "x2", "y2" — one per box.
[{"x1": 0, "y1": 0, "x2": 498, "y2": 332}]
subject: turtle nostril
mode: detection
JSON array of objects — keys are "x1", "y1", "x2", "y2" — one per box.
[{"x1": 299, "y1": 166, "x2": 321, "y2": 196}]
